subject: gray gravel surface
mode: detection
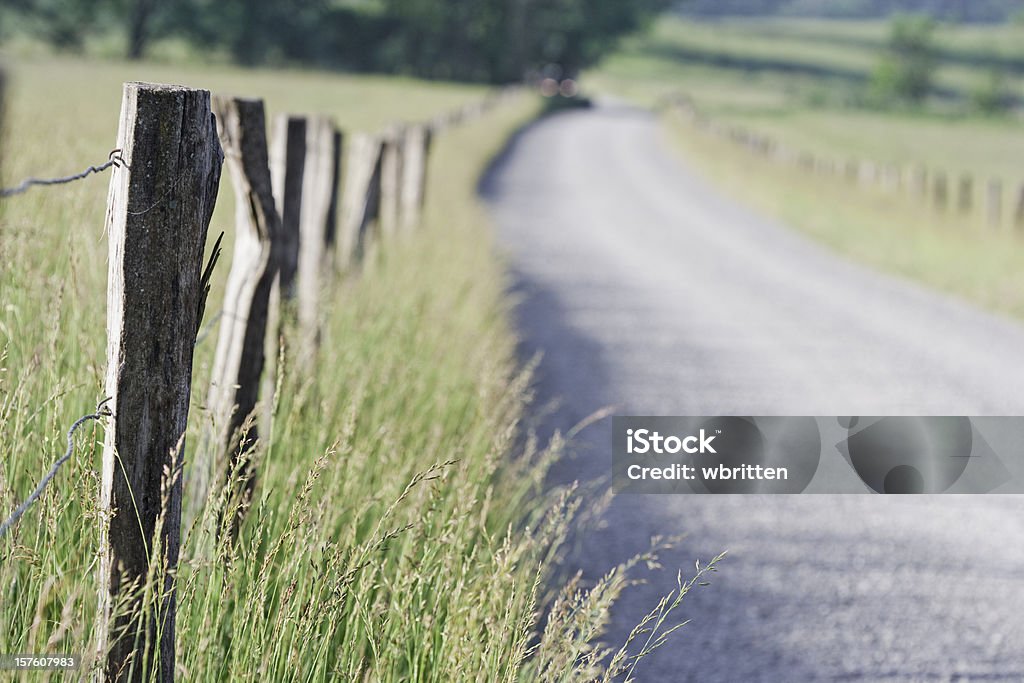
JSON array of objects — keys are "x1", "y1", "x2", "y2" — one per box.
[{"x1": 480, "y1": 102, "x2": 1024, "y2": 682}]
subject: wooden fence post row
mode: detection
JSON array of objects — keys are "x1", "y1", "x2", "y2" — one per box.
[
  {"x1": 669, "y1": 99, "x2": 1024, "y2": 234},
  {"x1": 89, "y1": 83, "x2": 507, "y2": 680},
  {"x1": 100, "y1": 82, "x2": 223, "y2": 682}
]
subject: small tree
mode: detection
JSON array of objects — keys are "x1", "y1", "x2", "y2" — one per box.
[
  {"x1": 870, "y1": 14, "x2": 938, "y2": 105},
  {"x1": 970, "y1": 69, "x2": 1012, "y2": 115}
]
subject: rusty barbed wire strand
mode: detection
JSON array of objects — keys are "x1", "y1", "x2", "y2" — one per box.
[
  {"x1": 0, "y1": 398, "x2": 113, "y2": 539},
  {"x1": 0, "y1": 150, "x2": 128, "y2": 198}
]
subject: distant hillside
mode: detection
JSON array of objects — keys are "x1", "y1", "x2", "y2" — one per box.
[{"x1": 677, "y1": 0, "x2": 1023, "y2": 22}]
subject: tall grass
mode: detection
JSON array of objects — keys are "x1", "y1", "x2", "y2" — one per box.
[{"x1": 1, "y1": 61, "x2": 720, "y2": 680}]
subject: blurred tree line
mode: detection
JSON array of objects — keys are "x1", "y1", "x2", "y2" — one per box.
[{"x1": 0, "y1": 0, "x2": 670, "y2": 82}]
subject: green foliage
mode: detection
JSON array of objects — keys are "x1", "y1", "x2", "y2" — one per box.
[
  {"x1": 869, "y1": 14, "x2": 938, "y2": 105},
  {"x1": 4, "y1": 0, "x2": 106, "y2": 51},
  {"x1": 0, "y1": 0, "x2": 672, "y2": 82},
  {"x1": 970, "y1": 68, "x2": 1014, "y2": 114}
]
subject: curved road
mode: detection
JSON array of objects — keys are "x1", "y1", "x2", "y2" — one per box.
[{"x1": 481, "y1": 103, "x2": 1024, "y2": 681}]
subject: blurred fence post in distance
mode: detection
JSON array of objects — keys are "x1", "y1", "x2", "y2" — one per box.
[
  {"x1": 269, "y1": 114, "x2": 306, "y2": 300},
  {"x1": 399, "y1": 123, "x2": 432, "y2": 232},
  {"x1": 858, "y1": 160, "x2": 876, "y2": 188},
  {"x1": 338, "y1": 131, "x2": 382, "y2": 267},
  {"x1": 844, "y1": 159, "x2": 858, "y2": 183},
  {"x1": 378, "y1": 124, "x2": 404, "y2": 240},
  {"x1": 99, "y1": 82, "x2": 223, "y2": 682},
  {"x1": 986, "y1": 179, "x2": 1003, "y2": 229},
  {"x1": 203, "y1": 96, "x2": 281, "y2": 533},
  {"x1": 957, "y1": 174, "x2": 973, "y2": 214},
  {"x1": 1014, "y1": 183, "x2": 1024, "y2": 230},
  {"x1": 905, "y1": 163, "x2": 929, "y2": 200},
  {"x1": 881, "y1": 163, "x2": 900, "y2": 193},
  {"x1": 932, "y1": 171, "x2": 948, "y2": 211},
  {"x1": 0, "y1": 68, "x2": 5, "y2": 179},
  {"x1": 296, "y1": 115, "x2": 341, "y2": 359}
]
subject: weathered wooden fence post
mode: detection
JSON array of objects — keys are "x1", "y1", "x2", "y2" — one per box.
[
  {"x1": 203, "y1": 96, "x2": 280, "y2": 529},
  {"x1": 296, "y1": 115, "x2": 341, "y2": 353},
  {"x1": 269, "y1": 114, "x2": 307, "y2": 299},
  {"x1": 261, "y1": 114, "x2": 307, "y2": 438},
  {"x1": 399, "y1": 123, "x2": 432, "y2": 232},
  {"x1": 956, "y1": 174, "x2": 973, "y2": 214},
  {"x1": 338, "y1": 132, "x2": 382, "y2": 267},
  {"x1": 933, "y1": 172, "x2": 948, "y2": 211},
  {"x1": 378, "y1": 124, "x2": 404, "y2": 240},
  {"x1": 986, "y1": 179, "x2": 1003, "y2": 229},
  {"x1": 100, "y1": 82, "x2": 223, "y2": 682}
]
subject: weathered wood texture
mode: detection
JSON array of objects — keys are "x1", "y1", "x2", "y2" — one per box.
[
  {"x1": 100, "y1": 82, "x2": 223, "y2": 682},
  {"x1": 399, "y1": 123, "x2": 432, "y2": 232},
  {"x1": 205, "y1": 96, "x2": 280, "y2": 522},
  {"x1": 378, "y1": 125, "x2": 404, "y2": 240},
  {"x1": 986, "y1": 179, "x2": 1002, "y2": 229},
  {"x1": 338, "y1": 132, "x2": 382, "y2": 266},
  {"x1": 269, "y1": 114, "x2": 306, "y2": 300},
  {"x1": 296, "y1": 115, "x2": 341, "y2": 349}
]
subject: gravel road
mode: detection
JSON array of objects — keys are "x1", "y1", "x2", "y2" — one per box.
[{"x1": 480, "y1": 102, "x2": 1024, "y2": 682}]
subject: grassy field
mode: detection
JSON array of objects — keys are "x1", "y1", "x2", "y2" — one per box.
[
  {"x1": 0, "y1": 59, "x2": 717, "y2": 679},
  {"x1": 588, "y1": 15, "x2": 1024, "y2": 319},
  {"x1": 590, "y1": 16, "x2": 1024, "y2": 179}
]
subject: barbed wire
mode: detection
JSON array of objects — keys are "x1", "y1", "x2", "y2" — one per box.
[
  {"x1": 0, "y1": 398, "x2": 113, "y2": 539},
  {"x1": 0, "y1": 150, "x2": 128, "y2": 198}
]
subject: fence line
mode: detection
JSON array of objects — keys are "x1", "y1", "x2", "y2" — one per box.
[
  {"x1": 0, "y1": 399, "x2": 112, "y2": 538},
  {"x1": 0, "y1": 149, "x2": 126, "y2": 198},
  {"x1": 1, "y1": 78, "x2": 521, "y2": 680},
  {"x1": 665, "y1": 93, "x2": 1023, "y2": 233}
]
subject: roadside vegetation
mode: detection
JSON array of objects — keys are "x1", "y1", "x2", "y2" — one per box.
[
  {"x1": 588, "y1": 13, "x2": 1024, "y2": 318},
  {"x1": 0, "y1": 58, "x2": 721, "y2": 679}
]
